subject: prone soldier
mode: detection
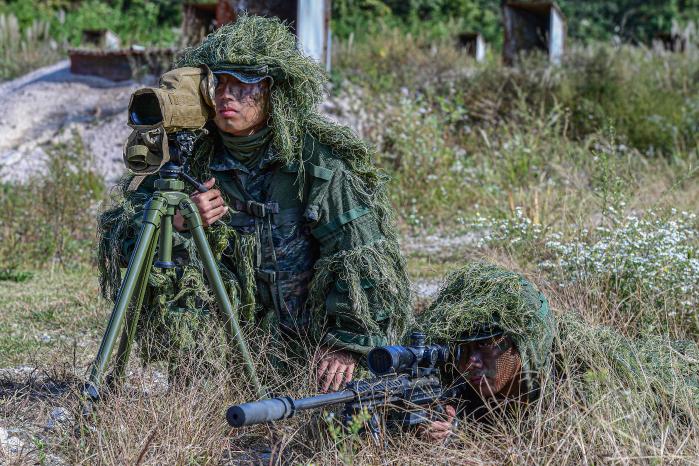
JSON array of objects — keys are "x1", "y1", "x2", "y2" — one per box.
[{"x1": 416, "y1": 263, "x2": 555, "y2": 442}]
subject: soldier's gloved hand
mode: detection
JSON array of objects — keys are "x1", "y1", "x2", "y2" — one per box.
[
  {"x1": 417, "y1": 404, "x2": 456, "y2": 443},
  {"x1": 315, "y1": 346, "x2": 357, "y2": 393},
  {"x1": 174, "y1": 177, "x2": 228, "y2": 231}
]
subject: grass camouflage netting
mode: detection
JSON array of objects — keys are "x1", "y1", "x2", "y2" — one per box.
[
  {"x1": 420, "y1": 261, "x2": 699, "y2": 425},
  {"x1": 307, "y1": 238, "x2": 411, "y2": 342}
]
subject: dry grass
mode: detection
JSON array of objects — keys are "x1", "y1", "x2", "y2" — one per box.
[
  {"x1": 0, "y1": 14, "x2": 62, "y2": 81},
  {"x1": 1, "y1": 263, "x2": 697, "y2": 464}
]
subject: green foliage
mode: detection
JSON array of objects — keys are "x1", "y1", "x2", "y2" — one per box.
[
  {"x1": 0, "y1": 134, "x2": 105, "y2": 269},
  {"x1": 557, "y1": 0, "x2": 699, "y2": 43},
  {"x1": 0, "y1": 13, "x2": 61, "y2": 79},
  {"x1": 332, "y1": 0, "x2": 699, "y2": 44},
  {"x1": 324, "y1": 408, "x2": 373, "y2": 465},
  {"x1": 0, "y1": 268, "x2": 33, "y2": 282},
  {"x1": 332, "y1": 0, "x2": 501, "y2": 44},
  {"x1": 0, "y1": 0, "x2": 180, "y2": 47}
]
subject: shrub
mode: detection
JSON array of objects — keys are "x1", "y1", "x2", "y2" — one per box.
[
  {"x1": 472, "y1": 207, "x2": 699, "y2": 336},
  {"x1": 0, "y1": 134, "x2": 105, "y2": 269},
  {"x1": 0, "y1": 13, "x2": 61, "y2": 80}
]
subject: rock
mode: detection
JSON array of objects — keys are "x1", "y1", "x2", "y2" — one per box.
[
  {"x1": 45, "y1": 407, "x2": 72, "y2": 430},
  {"x1": 0, "y1": 60, "x2": 139, "y2": 184},
  {"x1": 0, "y1": 426, "x2": 25, "y2": 456}
]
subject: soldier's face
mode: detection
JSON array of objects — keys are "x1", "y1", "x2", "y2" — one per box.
[
  {"x1": 213, "y1": 74, "x2": 270, "y2": 136},
  {"x1": 456, "y1": 335, "x2": 521, "y2": 398}
]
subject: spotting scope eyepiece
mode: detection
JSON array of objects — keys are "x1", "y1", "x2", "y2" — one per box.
[{"x1": 367, "y1": 331, "x2": 450, "y2": 376}]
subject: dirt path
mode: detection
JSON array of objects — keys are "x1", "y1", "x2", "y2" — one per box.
[{"x1": 0, "y1": 60, "x2": 144, "y2": 183}]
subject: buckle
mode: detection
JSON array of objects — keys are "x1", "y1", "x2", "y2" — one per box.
[{"x1": 247, "y1": 200, "x2": 266, "y2": 217}]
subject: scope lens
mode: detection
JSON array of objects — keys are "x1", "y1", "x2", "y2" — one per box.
[
  {"x1": 367, "y1": 346, "x2": 417, "y2": 375},
  {"x1": 129, "y1": 92, "x2": 163, "y2": 126},
  {"x1": 367, "y1": 348, "x2": 393, "y2": 375}
]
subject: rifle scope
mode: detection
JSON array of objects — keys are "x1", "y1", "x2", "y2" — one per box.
[{"x1": 367, "y1": 332, "x2": 449, "y2": 376}]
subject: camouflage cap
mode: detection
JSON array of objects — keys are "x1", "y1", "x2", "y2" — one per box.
[
  {"x1": 456, "y1": 322, "x2": 504, "y2": 342},
  {"x1": 209, "y1": 63, "x2": 283, "y2": 85}
]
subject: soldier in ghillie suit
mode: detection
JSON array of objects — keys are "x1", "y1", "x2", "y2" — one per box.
[
  {"x1": 97, "y1": 15, "x2": 412, "y2": 391},
  {"x1": 416, "y1": 262, "x2": 699, "y2": 444},
  {"x1": 416, "y1": 262, "x2": 555, "y2": 442}
]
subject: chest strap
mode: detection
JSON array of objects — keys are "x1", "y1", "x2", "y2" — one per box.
[
  {"x1": 233, "y1": 199, "x2": 279, "y2": 218},
  {"x1": 228, "y1": 205, "x2": 305, "y2": 227}
]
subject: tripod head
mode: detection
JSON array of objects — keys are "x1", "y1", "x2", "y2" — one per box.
[{"x1": 157, "y1": 130, "x2": 209, "y2": 194}]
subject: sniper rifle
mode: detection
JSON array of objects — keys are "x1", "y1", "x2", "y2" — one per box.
[{"x1": 226, "y1": 332, "x2": 454, "y2": 439}]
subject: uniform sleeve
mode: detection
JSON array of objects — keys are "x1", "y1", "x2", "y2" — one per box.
[{"x1": 306, "y1": 162, "x2": 413, "y2": 355}]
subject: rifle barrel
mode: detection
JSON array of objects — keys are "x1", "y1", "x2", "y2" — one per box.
[{"x1": 227, "y1": 389, "x2": 356, "y2": 427}]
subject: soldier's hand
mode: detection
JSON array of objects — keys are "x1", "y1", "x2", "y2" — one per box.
[
  {"x1": 417, "y1": 404, "x2": 456, "y2": 443},
  {"x1": 316, "y1": 346, "x2": 357, "y2": 393},
  {"x1": 174, "y1": 177, "x2": 228, "y2": 231}
]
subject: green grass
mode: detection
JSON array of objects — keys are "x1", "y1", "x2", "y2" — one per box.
[{"x1": 0, "y1": 269, "x2": 109, "y2": 366}]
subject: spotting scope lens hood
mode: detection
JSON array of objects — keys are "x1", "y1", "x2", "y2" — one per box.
[
  {"x1": 123, "y1": 66, "x2": 216, "y2": 175},
  {"x1": 129, "y1": 91, "x2": 163, "y2": 126}
]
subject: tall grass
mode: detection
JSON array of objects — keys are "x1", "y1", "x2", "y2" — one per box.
[
  {"x1": 0, "y1": 13, "x2": 62, "y2": 80},
  {"x1": 0, "y1": 292, "x2": 695, "y2": 464},
  {"x1": 0, "y1": 135, "x2": 104, "y2": 271}
]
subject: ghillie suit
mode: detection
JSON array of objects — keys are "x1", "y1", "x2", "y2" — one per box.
[
  {"x1": 419, "y1": 262, "x2": 699, "y2": 434},
  {"x1": 97, "y1": 15, "x2": 412, "y2": 366},
  {"x1": 557, "y1": 312, "x2": 699, "y2": 435},
  {"x1": 418, "y1": 262, "x2": 554, "y2": 400}
]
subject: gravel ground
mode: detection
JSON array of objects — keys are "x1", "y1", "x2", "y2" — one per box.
[{"x1": 0, "y1": 60, "x2": 145, "y2": 183}]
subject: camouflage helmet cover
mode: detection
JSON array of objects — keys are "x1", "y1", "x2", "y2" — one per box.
[
  {"x1": 418, "y1": 262, "x2": 556, "y2": 399},
  {"x1": 175, "y1": 14, "x2": 326, "y2": 166}
]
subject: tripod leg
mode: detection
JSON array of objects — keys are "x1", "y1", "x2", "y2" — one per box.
[
  {"x1": 112, "y1": 227, "x2": 158, "y2": 384},
  {"x1": 179, "y1": 199, "x2": 265, "y2": 398},
  {"x1": 84, "y1": 197, "x2": 166, "y2": 400}
]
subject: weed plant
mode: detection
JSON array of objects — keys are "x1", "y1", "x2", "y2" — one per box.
[
  {"x1": 0, "y1": 13, "x2": 61, "y2": 80},
  {"x1": 0, "y1": 135, "x2": 104, "y2": 271}
]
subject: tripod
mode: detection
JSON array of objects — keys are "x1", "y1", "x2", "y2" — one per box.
[{"x1": 84, "y1": 132, "x2": 263, "y2": 402}]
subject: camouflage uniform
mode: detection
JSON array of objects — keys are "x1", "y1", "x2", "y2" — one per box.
[
  {"x1": 99, "y1": 15, "x2": 412, "y2": 364},
  {"x1": 118, "y1": 130, "x2": 407, "y2": 355}
]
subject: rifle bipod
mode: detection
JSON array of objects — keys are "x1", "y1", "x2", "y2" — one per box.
[{"x1": 82, "y1": 161, "x2": 263, "y2": 411}]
